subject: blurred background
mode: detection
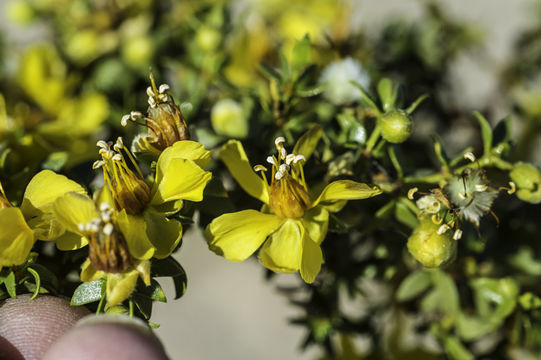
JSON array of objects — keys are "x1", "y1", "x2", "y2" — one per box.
[{"x1": 0, "y1": 0, "x2": 538, "y2": 358}]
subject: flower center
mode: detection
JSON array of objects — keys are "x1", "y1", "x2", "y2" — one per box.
[
  {"x1": 121, "y1": 71, "x2": 189, "y2": 153},
  {"x1": 254, "y1": 137, "x2": 310, "y2": 219},
  {"x1": 93, "y1": 137, "x2": 151, "y2": 215},
  {"x1": 77, "y1": 202, "x2": 131, "y2": 273}
]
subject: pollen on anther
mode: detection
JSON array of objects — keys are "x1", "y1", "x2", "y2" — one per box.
[
  {"x1": 99, "y1": 202, "x2": 111, "y2": 212},
  {"x1": 280, "y1": 147, "x2": 287, "y2": 159},
  {"x1": 77, "y1": 223, "x2": 85, "y2": 232},
  {"x1": 275, "y1": 171, "x2": 284, "y2": 180},
  {"x1": 96, "y1": 140, "x2": 109, "y2": 149},
  {"x1": 253, "y1": 165, "x2": 267, "y2": 172},
  {"x1": 159, "y1": 84, "x2": 170, "y2": 93},
  {"x1": 146, "y1": 86, "x2": 154, "y2": 98},
  {"x1": 121, "y1": 114, "x2": 130, "y2": 127},
  {"x1": 293, "y1": 155, "x2": 305, "y2": 164},
  {"x1": 285, "y1": 154, "x2": 295, "y2": 165},
  {"x1": 112, "y1": 154, "x2": 123, "y2": 162},
  {"x1": 130, "y1": 111, "x2": 143, "y2": 119},
  {"x1": 279, "y1": 163, "x2": 290, "y2": 173},
  {"x1": 407, "y1": 187, "x2": 418, "y2": 200},
  {"x1": 464, "y1": 152, "x2": 476, "y2": 162},
  {"x1": 92, "y1": 160, "x2": 105, "y2": 169},
  {"x1": 437, "y1": 224, "x2": 451, "y2": 235},
  {"x1": 103, "y1": 223, "x2": 114, "y2": 236},
  {"x1": 474, "y1": 184, "x2": 488, "y2": 192},
  {"x1": 453, "y1": 229, "x2": 463, "y2": 240},
  {"x1": 266, "y1": 156, "x2": 276, "y2": 165},
  {"x1": 275, "y1": 137, "x2": 285, "y2": 147}
]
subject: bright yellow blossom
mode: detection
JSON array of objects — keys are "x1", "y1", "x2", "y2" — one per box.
[
  {"x1": 0, "y1": 170, "x2": 86, "y2": 270},
  {"x1": 206, "y1": 134, "x2": 381, "y2": 283}
]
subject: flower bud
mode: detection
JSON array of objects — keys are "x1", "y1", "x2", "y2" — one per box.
[
  {"x1": 407, "y1": 217, "x2": 457, "y2": 268},
  {"x1": 211, "y1": 99, "x2": 248, "y2": 139},
  {"x1": 380, "y1": 110, "x2": 413, "y2": 144},
  {"x1": 510, "y1": 162, "x2": 541, "y2": 204}
]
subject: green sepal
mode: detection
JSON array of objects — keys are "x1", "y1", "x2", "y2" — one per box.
[
  {"x1": 71, "y1": 278, "x2": 106, "y2": 306},
  {"x1": 0, "y1": 270, "x2": 17, "y2": 298},
  {"x1": 135, "y1": 278, "x2": 167, "y2": 303},
  {"x1": 151, "y1": 257, "x2": 187, "y2": 299}
]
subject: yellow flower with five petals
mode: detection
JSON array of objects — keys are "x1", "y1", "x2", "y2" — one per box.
[{"x1": 205, "y1": 135, "x2": 381, "y2": 283}]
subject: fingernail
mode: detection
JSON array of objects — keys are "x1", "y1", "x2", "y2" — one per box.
[{"x1": 75, "y1": 314, "x2": 153, "y2": 337}]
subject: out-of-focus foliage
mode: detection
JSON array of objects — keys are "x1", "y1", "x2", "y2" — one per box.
[{"x1": 2, "y1": 0, "x2": 541, "y2": 359}]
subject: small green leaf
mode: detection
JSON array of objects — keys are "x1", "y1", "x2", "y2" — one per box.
[
  {"x1": 29, "y1": 263, "x2": 59, "y2": 291},
  {"x1": 296, "y1": 84, "x2": 325, "y2": 98},
  {"x1": 406, "y1": 94, "x2": 429, "y2": 114},
  {"x1": 257, "y1": 63, "x2": 281, "y2": 81},
  {"x1": 293, "y1": 125, "x2": 322, "y2": 160},
  {"x1": 42, "y1": 152, "x2": 68, "y2": 171},
  {"x1": 291, "y1": 35, "x2": 311, "y2": 76},
  {"x1": 131, "y1": 293, "x2": 153, "y2": 319},
  {"x1": 473, "y1": 111, "x2": 492, "y2": 156},
  {"x1": 0, "y1": 271, "x2": 17, "y2": 298},
  {"x1": 349, "y1": 81, "x2": 381, "y2": 114},
  {"x1": 71, "y1": 279, "x2": 106, "y2": 306},
  {"x1": 279, "y1": 51, "x2": 290, "y2": 80},
  {"x1": 396, "y1": 270, "x2": 432, "y2": 301},
  {"x1": 136, "y1": 279, "x2": 167, "y2": 303},
  {"x1": 148, "y1": 322, "x2": 160, "y2": 329},
  {"x1": 421, "y1": 270, "x2": 459, "y2": 317},
  {"x1": 443, "y1": 335, "x2": 474, "y2": 360},
  {"x1": 26, "y1": 267, "x2": 40, "y2": 300}
]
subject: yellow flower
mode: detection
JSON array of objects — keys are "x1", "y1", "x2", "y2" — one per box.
[
  {"x1": 0, "y1": 170, "x2": 86, "y2": 270},
  {"x1": 57, "y1": 137, "x2": 211, "y2": 261},
  {"x1": 205, "y1": 135, "x2": 381, "y2": 283},
  {"x1": 53, "y1": 188, "x2": 150, "y2": 306},
  {"x1": 122, "y1": 72, "x2": 190, "y2": 157}
]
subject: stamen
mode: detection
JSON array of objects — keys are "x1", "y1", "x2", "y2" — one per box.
[
  {"x1": 275, "y1": 171, "x2": 285, "y2": 180},
  {"x1": 408, "y1": 187, "x2": 418, "y2": 200},
  {"x1": 92, "y1": 160, "x2": 105, "y2": 169},
  {"x1": 280, "y1": 147, "x2": 287, "y2": 159},
  {"x1": 275, "y1": 137, "x2": 285, "y2": 147},
  {"x1": 464, "y1": 152, "x2": 476, "y2": 162},
  {"x1": 437, "y1": 224, "x2": 451, "y2": 235},
  {"x1": 159, "y1": 84, "x2": 170, "y2": 93},
  {"x1": 293, "y1": 155, "x2": 305, "y2": 164},
  {"x1": 431, "y1": 214, "x2": 443, "y2": 224},
  {"x1": 253, "y1": 165, "x2": 267, "y2": 172},
  {"x1": 279, "y1": 164, "x2": 290, "y2": 173},
  {"x1": 453, "y1": 229, "x2": 463, "y2": 240},
  {"x1": 474, "y1": 184, "x2": 487, "y2": 192},
  {"x1": 97, "y1": 140, "x2": 109, "y2": 149},
  {"x1": 130, "y1": 111, "x2": 143, "y2": 119},
  {"x1": 146, "y1": 86, "x2": 154, "y2": 98},
  {"x1": 78, "y1": 223, "x2": 85, "y2": 232},
  {"x1": 101, "y1": 210, "x2": 112, "y2": 222},
  {"x1": 99, "y1": 202, "x2": 111, "y2": 212},
  {"x1": 285, "y1": 154, "x2": 295, "y2": 165},
  {"x1": 103, "y1": 223, "x2": 114, "y2": 236},
  {"x1": 266, "y1": 156, "x2": 276, "y2": 165},
  {"x1": 121, "y1": 114, "x2": 130, "y2": 127},
  {"x1": 112, "y1": 154, "x2": 122, "y2": 162}
]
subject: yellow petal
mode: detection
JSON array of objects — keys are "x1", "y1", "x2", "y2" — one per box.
[
  {"x1": 205, "y1": 210, "x2": 283, "y2": 262},
  {"x1": 144, "y1": 210, "x2": 182, "y2": 259},
  {"x1": 53, "y1": 192, "x2": 97, "y2": 235},
  {"x1": 301, "y1": 206, "x2": 329, "y2": 245},
  {"x1": 116, "y1": 210, "x2": 155, "y2": 260},
  {"x1": 258, "y1": 219, "x2": 302, "y2": 273},
  {"x1": 312, "y1": 180, "x2": 382, "y2": 209},
  {"x1": 21, "y1": 170, "x2": 87, "y2": 218},
  {"x1": 151, "y1": 158, "x2": 211, "y2": 205},
  {"x1": 0, "y1": 208, "x2": 34, "y2": 267},
  {"x1": 156, "y1": 141, "x2": 211, "y2": 185},
  {"x1": 219, "y1": 140, "x2": 269, "y2": 204},
  {"x1": 56, "y1": 231, "x2": 88, "y2": 251},
  {"x1": 106, "y1": 270, "x2": 139, "y2": 307},
  {"x1": 300, "y1": 233, "x2": 323, "y2": 284},
  {"x1": 81, "y1": 258, "x2": 104, "y2": 282},
  {"x1": 136, "y1": 260, "x2": 151, "y2": 286}
]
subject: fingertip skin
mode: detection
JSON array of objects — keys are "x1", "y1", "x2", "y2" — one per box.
[
  {"x1": 0, "y1": 295, "x2": 90, "y2": 360},
  {"x1": 43, "y1": 322, "x2": 169, "y2": 360}
]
